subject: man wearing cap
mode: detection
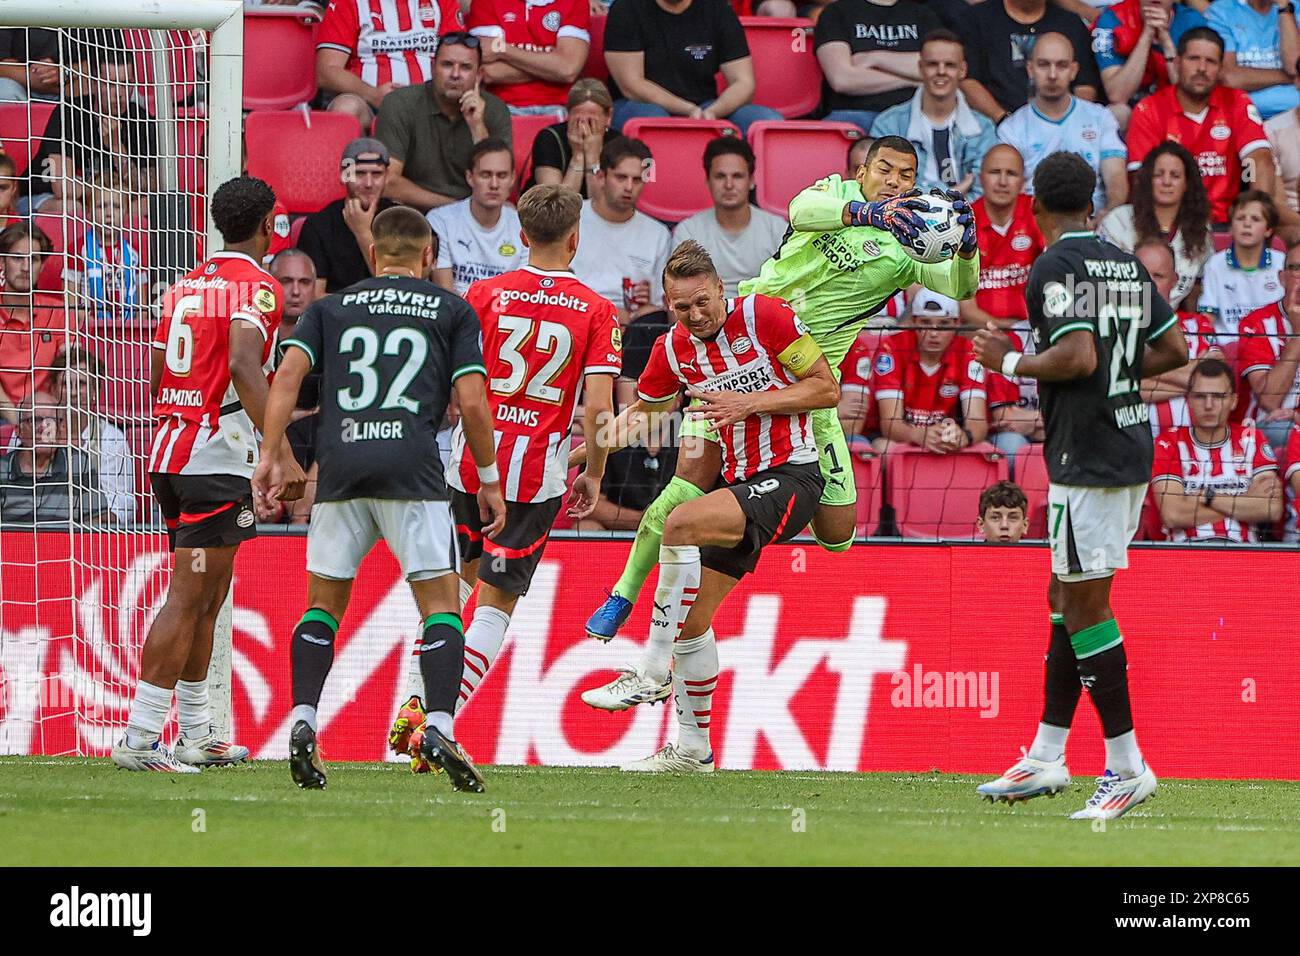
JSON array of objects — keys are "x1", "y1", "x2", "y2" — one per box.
[
  {"x1": 871, "y1": 288, "x2": 989, "y2": 456},
  {"x1": 297, "y1": 137, "x2": 400, "y2": 295}
]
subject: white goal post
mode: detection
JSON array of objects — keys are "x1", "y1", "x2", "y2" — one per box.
[{"x1": 0, "y1": 0, "x2": 245, "y2": 750}]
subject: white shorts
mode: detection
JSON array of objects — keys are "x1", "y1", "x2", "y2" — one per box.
[
  {"x1": 306, "y1": 498, "x2": 458, "y2": 582},
  {"x1": 1047, "y1": 483, "x2": 1145, "y2": 582}
]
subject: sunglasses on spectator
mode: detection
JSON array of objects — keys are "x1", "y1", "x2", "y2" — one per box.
[{"x1": 439, "y1": 32, "x2": 481, "y2": 50}]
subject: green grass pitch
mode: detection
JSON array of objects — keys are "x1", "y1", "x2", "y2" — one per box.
[{"x1": 2, "y1": 757, "x2": 1297, "y2": 866}]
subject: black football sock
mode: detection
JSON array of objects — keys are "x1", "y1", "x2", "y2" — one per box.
[
  {"x1": 1071, "y1": 618, "x2": 1134, "y2": 738},
  {"x1": 1042, "y1": 613, "x2": 1083, "y2": 728},
  {"x1": 291, "y1": 608, "x2": 339, "y2": 721},
  {"x1": 418, "y1": 612, "x2": 465, "y2": 734}
]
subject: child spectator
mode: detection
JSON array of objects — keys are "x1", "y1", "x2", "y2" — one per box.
[
  {"x1": 977, "y1": 479, "x2": 1029, "y2": 543},
  {"x1": 1199, "y1": 189, "x2": 1284, "y2": 339},
  {"x1": 75, "y1": 172, "x2": 146, "y2": 322},
  {"x1": 1234, "y1": 240, "x2": 1300, "y2": 450}
]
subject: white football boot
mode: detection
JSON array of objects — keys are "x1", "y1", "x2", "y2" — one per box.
[
  {"x1": 976, "y1": 749, "x2": 1071, "y2": 803},
  {"x1": 111, "y1": 737, "x2": 200, "y2": 773},
  {"x1": 174, "y1": 728, "x2": 250, "y2": 767},
  {"x1": 1069, "y1": 766, "x2": 1158, "y2": 821},
  {"x1": 581, "y1": 666, "x2": 672, "y2": 711},
  {"x1": 620, "y1": 744, "x2": 715, "y2": 773}
]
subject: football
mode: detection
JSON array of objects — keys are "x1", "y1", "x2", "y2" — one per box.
[{"x1": 901, "y1": 194, "x2": 966, "y2": 264}]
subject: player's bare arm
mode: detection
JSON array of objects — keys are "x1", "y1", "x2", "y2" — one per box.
[
  {"x1": 973, "y1": 324, "x2": 1098, "y2": 382},
  {"x1": 567, "y1": 372, "x2": 616, "y2": 521},
  {"x1": 252, "y1": 344, "x2": 310, "y2": 508},
  {"x1": 453, "y1": 371, "x2": 507, "y2": 537}
]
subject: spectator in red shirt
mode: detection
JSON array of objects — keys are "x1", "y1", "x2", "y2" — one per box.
[
  {"x1": 1234, "y1": 240, "x2": 1300, "y2": 450},
  {"x1": 1135, "y1": 237, "x2": 1222, "y2": 438},
  {"x1": 837, "y1": 328, "x2": 885, "y2": 452},
  {"x1": 871, "y1": 289, "x2": 988, "y2": 456},
  {"x1": 1126, "y1": 26, "x2": 1275, "y2": 224},
  {"x1": 316, "y1": 0, "x2": 465, "y2": 130},
  {"x1": 1283, "y1": 422, "x2": 1300, "y2": 541},
  {"x1": 1151, "y1": 357, "x2": 1281, "y2": 542},
  {"x1": 468, "y1": 0, "x2": 591, "y2": 115},
  {"x1": 977, "y1": 479, "x2": 1029, "y2": 543},
  {"x1": 0, "y1": 223, "x2": 66, "y2": 424}
]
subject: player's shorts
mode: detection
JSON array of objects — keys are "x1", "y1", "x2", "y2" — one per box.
[
  {"x1": 1047, "y1": 483, "x2": 1146, "y2": 582},
  {"x1": 701, "y1": 461, "x2": 824, "y2": 579},
  {"x1": 450, "y1": 490, "x2": 563, "y2": 597},
  {"x1": 149, "y1": 473, "x2": 256, "y2": 551},
  {"x1": 811, "y1": 406, "x2": 856, "y2": 508},
  {"x1": 306, "y1": 498, "x2": 458, "y2": 583}
]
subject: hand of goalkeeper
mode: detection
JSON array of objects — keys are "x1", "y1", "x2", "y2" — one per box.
[
  {"x1": 845, "y1": 191, "x2": 929, "y2": 243},
  {"x1": 928, "y1": 187, "x2": 978, "y2": 256}
]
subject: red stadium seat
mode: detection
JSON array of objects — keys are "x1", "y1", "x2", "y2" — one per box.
[
  {"x1": 288, "y1": 214, "x2": 306, "y2": 249},
  {"x1": 621, "y1": 118, "x2": 742, "y2": 223},
  {"x1": 1138, "y1": 486, "x2": 1166, "y2": 541},
  {"x1": 245, "y1": 110, "x2": 362, "y2": 215},
  {"x1": 583, "y1": 14, "x2": 608, "y2": 82},
  {"x1": 244, "y1": 7, "x2": 322, "y2": 111},
  {"x1": 0, "y1": 101, "x2": 56, "y2": 176},
  {"x1": 511, "y1": 112, "x2": 557, "y2": 198},
  {"x1": 1013, "y1": 443, "x2": 1049, "y2": 539},
  {"x1": 34, "y1": 213, "x2": 86, "y2": 255},
  {"x1": 748, "y1": 121, "x2": 863, "y2": 217},
  {"x1": 886, "y1": 443, "x2": 1010, "y2": 539},
  {"x1": 124, "y1": 29, "x2": 198, "y2": 114},
  {"x1": 732, "y1": 18, "x2": 821, "y2": 119},
  {"x1": 852, "y1": 451, "x2": 882, "y2": 537}
]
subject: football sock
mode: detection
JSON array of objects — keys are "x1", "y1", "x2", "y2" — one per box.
[
  {"x1": 418, "y1": 613, "x2": 465, "y2": 720},
  {"x1": 174, "y1": 678, "x2": 211, "y2": 742},
  {"x1": 612, "y1": 476, "x2": 705, "y2": 602},
  {"x1": 639, "y1": 543, "x2": 700, "y2": 684},
  {"x1": 289, "y1": 704, "x2": 317, "y2": 733},
  {"x1": 1103, "y1": 729, "x2": 1146, "y2": 780},
  {"x1": 1039, "y1": 612, "x2": 1082, "y2": 735},
  {"x1": 1071, "y1": 618, "x2": 1135, "y2": 739},
  {"x1": 404, "y1": 578, "x2": 474, "y2": 702},
  {"x1": 812, "y1": 528, "x2": 853, "y2": 552},
  {"x1": 1028, "y1": 723, "x2": 1070, "y2": 764},
  {"x1": 672, "y1": 628, "x2": 719, "y2": 760},
  {"x1": 124, "y1": 679, "x2": 172, "y2": 749},
  {"x1": 291, "y1": 608, "x2": 339, "y2": 711},
  {"x1": 457, "y1": 605, "x2": 511, "y2": 711}
]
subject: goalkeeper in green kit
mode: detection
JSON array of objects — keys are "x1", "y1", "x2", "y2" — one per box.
[{"x1": 574, "y1": 135, "x2": 981, "y2": 712}]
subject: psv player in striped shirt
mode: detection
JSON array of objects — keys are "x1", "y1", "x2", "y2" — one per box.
[
  {"x1": 113, "y1": 177, "x2": 306, "y2": 773},
  {"x1": 585, "y1": 241, "x2": 840, "y2": 773}
]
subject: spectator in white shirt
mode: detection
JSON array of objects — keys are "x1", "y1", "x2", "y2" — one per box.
[
  {"x1": 50, "y1": 346, "x2": 134, "y2": 525},
  {"x1": 670, "y1": 138, "x2": 787, "y2": 298},
  {"x1": 427, "y1": 137, "x2": 526, "y2": 294},
  {"x1": 1198, "y1": 188, "x2": 1284, "y2": 338},
  {"x1": 570, "y1": 136, "x2": 671, "y2": 324}
]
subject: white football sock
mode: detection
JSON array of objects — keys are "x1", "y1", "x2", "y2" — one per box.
[
  {"x1": 457, "y1": 605, "x2": 510, "y2": 713},
  {"x1": 290, "y1": 704, "x2": 317, "y2": 733},
  {"x1": 174, "y1": 678, "x2": 210, "y2": 741},
  {"x1": 406, "y1": 580, "x2": 474, "y2": 702},
  {"x1": 426, "y1": 710, "x2": 453, "y2": 738},
  {"x1": 124, "y1": 680, "x2": 172, "y2": 749},
  {"x1": 672, "y1": 628, "x2": 718, "y2": 760},
  {"x1": 1027, "y1": 722, "x2": 1069, "y2": 763},
  {"x1": 1104, "y1": 729, "x2": 1145, "y2": 779},
  {"x1": 639, "y1": 544, "x2": 700, "y2": 684}
]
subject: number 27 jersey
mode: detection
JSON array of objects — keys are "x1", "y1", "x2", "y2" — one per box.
[
  {"x1": 450, "y1": 265, "x2": 622, "y2": 502},
  {"x1": 1028, "y1": 233, "x2": 1176, "y2": 487}
]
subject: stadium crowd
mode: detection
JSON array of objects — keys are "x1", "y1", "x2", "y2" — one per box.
[{"x1": 1, "y1": 0, "x2": 1299, "y2": 544}]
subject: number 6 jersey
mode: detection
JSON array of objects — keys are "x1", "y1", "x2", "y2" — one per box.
[
  {"x1": 1026, "y1": 232, "x2": 1177, "y2": 487},
  {"x1": 284, "y1": 274, "x2": 485, "y2": 502},
  {"x1": 149, "y1": 251, "x2": 283, "y2": 477},
  {"x1": 449, "y1": 265, "x2": 622, "y2": 502}
]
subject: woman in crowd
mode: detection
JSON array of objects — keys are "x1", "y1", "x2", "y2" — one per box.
[
  {"x1": 1097, "y1": 141, "x2": 1212, "y2": 309},
  {"x1": 526, "y1": 78, "x2": 618, "y2": 199}
]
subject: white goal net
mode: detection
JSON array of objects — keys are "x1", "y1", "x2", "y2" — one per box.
[{"x1": 0, "y1": 0, "x2": 243, "y2": 756}]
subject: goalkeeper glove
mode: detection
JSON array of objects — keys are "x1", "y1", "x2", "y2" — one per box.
[
  {"x1": 846, "y1": 190, "x2": 929, "y2": 242},
  {"x1": 929, "y1": 187, "x2": 978, "y2": 256}
]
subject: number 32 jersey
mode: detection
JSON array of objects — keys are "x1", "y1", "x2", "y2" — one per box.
[
  {"x1": 1027, "y1": 232, "x2": 1176, "y2": 487},
  {"x1": 149, "y1": 252, "x2": 282, "y2": 477},
  {"x1": 285, "y1": 274, "x2": 485, "y2": 502},
  {"x1": 449, "y1": 265, "x2": 622, "y2": 502}
]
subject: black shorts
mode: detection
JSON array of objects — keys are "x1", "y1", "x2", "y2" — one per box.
[
  {"x1": 451, "y1": 490, "x2": 563, "y2": 597},
  {"x1": 150, "y1": 473, "x2": 256, "y2": 551},
  {"x1": 701, "y1": 461, "x2": 823, "y2": 580}
]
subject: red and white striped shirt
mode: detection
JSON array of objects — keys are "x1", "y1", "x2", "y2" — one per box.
[
  {"x1": 317, "y1": 0, "x2": 464, "y2": 89},
  {"x1": 637, "y1": 294, "x2": 819, "y2": 484},
  {"x1": 1151, "y1": 424, "x2": 1278, "y2": 542},
  {"x1": 448, "y1": 265, "x2": 621, "y2": 503},
  {"x1": 1235, "y1": 303, "x2": 1300, "y2": 424},
  {"x1": 1151, "y1": 311, "x2": 1218, "y2": 437},
  {"x1": 1284, "y1": 424, "x2": 1300, "y2": 542},
  {"x1": 149, "y1": 252, "x2": 282, "y2": 477}
]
